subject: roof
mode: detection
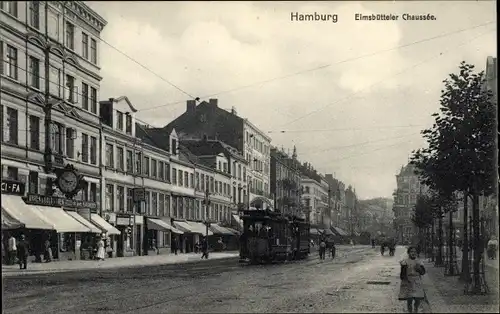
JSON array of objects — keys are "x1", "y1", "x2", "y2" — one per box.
[
  {"x1": 181, "y1": 139, "x2": 247, "y2": 163},
  {"x1": 135, "y1": 124, "x2": 170, "y2": 151}
]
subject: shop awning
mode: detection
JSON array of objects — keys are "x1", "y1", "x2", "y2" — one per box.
[
  {"x1": 173, "y1": 220, "x2": 199, "y2": 234},
  {"x1": 210, "y1": 223, "x2": 237, "y2": 235},
  {"x1": 187, "y1": 221, "x2": 214, "y2": 236},
  {"x1": 323, "y1": 228, "x2": 335, "y2": 236},
  {"x1": 316, "y1": 228, "x2": 325, "y2": 234},
  {"x1": 66, "y1": 211, "x2": 101, "y2": 233},
  {"x1": 225, "y1": 227, "x2": 240, "y2": 235},
  {"x1": 160, "y1": 219, "x2": 184, "y2": 234},
  {"x1": 332, "y1": 226, "x2": 348, "y2": 236},
  {"x1": 147, "y1": 218, "x2": 184, "y2": 234},
  {"x1": 232, "y1": 214, "x2": 243, "y2": 230},
  {"x1": 1, "y1": 208, "x2": 23, "y2": 229},
  {"x1": 1, "y1": 195, "x2": 53, "y2": 230},
  {"x1": 91, "y1": 213, "x2": 121, "y2": 235},
  {"x1": 35, "y1": 206, "x2": 91, "y2": 233}
]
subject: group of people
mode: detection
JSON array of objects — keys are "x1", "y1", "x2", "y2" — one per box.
[
  {"x1": 318, "y1": 235, "x2": 336, "y2": 260},
  {"x1": 2, "y1": 234, "x2": 29, "y2": 269}
]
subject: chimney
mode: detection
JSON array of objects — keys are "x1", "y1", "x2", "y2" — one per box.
[
  {"x1": 187, "y1": 100, "x2": 196, "y2": 113},
  {"x1": 231, "y1": 106, "x2": 237, "y2": 115},
  {"x1": 209, "y1": 98, "x2": 218, "y2": 107}
]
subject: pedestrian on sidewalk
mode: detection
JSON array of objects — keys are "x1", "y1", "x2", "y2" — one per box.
[
  {"x1": 7, "y1": 234, "x2": 17, "y2": 265},
  {"x1": 319, "y1": 236, "x2": 326, "y2": 260},
  {"x1": 44, "y1": 239, "x2": 53, "y2": 263},
  {"x1": 16, "y1": 234, "x2": 29, "y2": 270},
  {"x1": 201, "y1": 237, "x2": 209, "y2": 259},
  {"x1": 96, "y1": 236, "x2": 106, "y2": 261},
  {"x1": 398, "y1": 246, "x2": 426, "y2": 313}
]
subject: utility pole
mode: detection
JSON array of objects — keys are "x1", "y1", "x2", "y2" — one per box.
[
  {"x1": 43, "y1": 1, "x2": 52, "y2": 173},
  {"x1": 203, "y1": 187, "x2": 211, "y2": 238}
]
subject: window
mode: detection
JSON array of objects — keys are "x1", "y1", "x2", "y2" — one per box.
[
  {"x1": 171, "y1": 138, "x2": 177, "y2": 154},
  {"x1": 243, "y1": 167, "x2": 246, "y2": 182},
  {"x1": 28, "y1": 171, "x2": 38, "y2": 194},
  {"x1": 6, "y1": 167, "x2": 18, "y2": 180},
  {"x1": 90, "y1": 87, "x2": 97, "y2": 114},
  {"x1": 135, "y1": 152, "x2": 142, "y2": 174},
  {"x1": 90, "y1": 38, "x2": 97, "y2": 64},
  {"x1": 29, "y1": 115, "x2": 39, "y2": 150},
  {"x1": 218, "y1": 161, "x2": 222, "y2": 171},
  {"x1": 28, "y1": 3, "x2": 39, "y2": 29},
  {"x1": 151, "y1": 192, "x2": 158, "y2": 216},
  {"x1": 1, "y1": 1, "x2": 17, "y2": 17},
  {"x1": 210, "y1": 177, "x2": 214, "y2": 193},
  {"x1": 172, "y1": 167, "x2": 177, "y2": 184},
  {"x1": 151, "y1": 159, "x2": 157, "y2": 178},
  {"x1": 143, "y1": 157, "x2": 150, "y2": 176},
  {"x1": 195, "y1": 173, "x2": 200, "y2": 190},
  {"x1": 82, "y1": 33, "x2": 88, "y2": 59},
  {"x1": 105, "y1": 184, "x2": 114, "y2": 211},
  {"x1": 66, "y1": 128, "x2": 75, "y2": 158},
  {"x1": 82, "y1": 83, "x2": 89, "y2": 110},
  {"x1": 105, "y1": 144, "x2": 114, "y2": 167},
  {"x1": 172, "y1": 197, "x2": 178, "y2": 218},
  {"x1": 178, "y1": 170, "x2": 183, "y2": 186},
  {"x1": 117, "y1": 147, "x2": 124, "y2": 171},
  {"x1": 201, "y1": 174, "x2": 205, "y2": 191},
  {"x1": 159, "y1": 194, "x2": 165, "y2": 217},
  {"x1": 127, "y1": 188, "x2": 133, "y2": 212},
  {"x1": 90, "y1": 136, "x2": 97, "y2": 165},
  {"x1": 184, "y1": 172, "x2": 188, "y2": 188},
  {"x1": 65, "y1": 75, "x2": 76, "y2": 103},
  {"x1": 165, "y1": 195, "x2": 170, "y2": 217},
  {"x1": 5, "y1": 45, "x2": 18, "y2": 79},
  {"x1": 144, "y1": 192, "x2": 150, "y2": 215},
  {"x1": 50, "y1": 123, "x2": 63, "y2": 154},
  {"x1": 215, "y1": 180, "x2": 218, "y2": 193},
  {"x1": 126, "y1": 150, "x2": 133, "y2": 172},
  {"x1": 116, "y1": 111, "x2": 124, "y2": 131},
  {"x1": 190, "y1": 173, "x2": 194, "y2": 188},
  {"x1": 90, "y1": 183, "x2": 97, "y2": 202},
  {"x1": 81, "y1": 133, "x2": 89, "y2": 162},
  {"x1": 29, "y1": 56, "x2": 40, "y2": 88},
  {"x1": 117, "y1": 186, "x2": 125, "y2": 212},
  {"x1": 65, "y1": 22, "x2": 74, "y2": 49},
  {"x1": 125, "y1": 115, "x2": 132, "y2": 134},
  {"x1": 238, "y1": 165, "x2": 242, "y2": 180},
  {"x1": 159, "y1": 162, "x2": 164, "y2": 180},
  {"x1": 165, "y1": 164, "x2": 170, "y2": 182}
]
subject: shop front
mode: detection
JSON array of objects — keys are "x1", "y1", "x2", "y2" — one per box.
[
  {"x1": 145, "y1": 218, "x2": 184, "y2": 255},
  {"x1": 172, "y1": 220, "x2": 206, "y2": 253},
  {"x1": 115, "y1": 214, "x2": 142, "y2": 257},
  {"x1": 23, "y1": 194, "x2": 103, "y2": 261},
  {"x1": 209, "y1": 223, "x2": 239, "y2": 251}
]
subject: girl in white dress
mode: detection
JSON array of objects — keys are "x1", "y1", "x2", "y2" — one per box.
[
  {"x1": 398, "y1": 246, "x2": 426, "y2": 313},
  {"x1": 96, "y1": 237, "x2": 105, "y2": 261}
]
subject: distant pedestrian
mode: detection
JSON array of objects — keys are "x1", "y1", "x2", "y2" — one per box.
[
  {"x1": 319, "y1": 237, "x2": 326, "y2": 260},
  {"x1": 8, "y1": 234, "x2": 17, "y2": 265},
  {"x1": 398, "y1": 246, "x2": 426, "y2": 313},
  {"x1": 201, "y1": 237, "x2": 209, "y2": 259},
  {"x1": 96, "y1": 236, "x2": 105, "y2": 261},
  {"x1": 16, "y1": 234, "x2": 29, "y2": 270},
  {"x1": 44, "y1": 239, "x2": 52, "y2": 262},
  {"x1": 172, "y1": 237, "x2": 179, "y2": 255},
  {"x1": 487, "y1": 237, "x2": 498, "y2": 260}
]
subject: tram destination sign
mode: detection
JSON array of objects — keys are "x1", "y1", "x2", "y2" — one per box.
[
  {"x1": 24, "y1": 194, "x2": 98, "y2": 209},
  {"x1": 1, "y1": 180, "x2": 25, "y2": 195}
]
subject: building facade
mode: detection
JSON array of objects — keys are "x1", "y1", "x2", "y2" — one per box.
[
  {"x1": 1, "y1": 1, "x2": 113, "y2": 261},
  {"x1": 165, "y1": 99, "x2": 273, "y2": 210},
  {"x1": 270, "y1": 146, "x2": 302, "y2": 217}
]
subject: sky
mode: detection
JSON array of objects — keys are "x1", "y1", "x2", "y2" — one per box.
[{"x1": 86, "y1": 0, "x2": 496, "y2": 200}]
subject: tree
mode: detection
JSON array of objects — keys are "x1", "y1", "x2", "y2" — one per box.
[
  {"x1": 411, "y1": 61, "x2": 496, "y2": 292},
  {"x1": 411, "y1": 194, "x2": 434, "y2": 257}
]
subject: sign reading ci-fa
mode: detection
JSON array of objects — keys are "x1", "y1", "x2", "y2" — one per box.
[{"x1": 1, "y1": 180, "x2": 26, "y2": 195}]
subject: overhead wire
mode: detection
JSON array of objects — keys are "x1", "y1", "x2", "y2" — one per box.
[
  {"x1": 134, "y1": 21, "x2": 495, "y2": 113},
  {"x1": 277, "y1": 27, "x2": 497, "y2": 129}
]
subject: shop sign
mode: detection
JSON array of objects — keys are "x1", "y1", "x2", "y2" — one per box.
[
  {"x1": 23, "y1": 194, "x2": 98, "y2": 209},
  {"x1": 1, "y1": 180, "x2": 25, "y2": 195}
]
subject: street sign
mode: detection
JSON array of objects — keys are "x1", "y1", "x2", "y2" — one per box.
[{"x1": 133, "y1": 188, "x2": 145, "y2": 202}]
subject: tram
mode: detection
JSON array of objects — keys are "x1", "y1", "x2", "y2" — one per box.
[{"x1": 239, "y1": 209, "x2": 310, "y2": 264}]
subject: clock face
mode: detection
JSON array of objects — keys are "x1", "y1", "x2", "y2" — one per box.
[{"x1": 58, "y1": 171, "x2": 79, "y2": 193}]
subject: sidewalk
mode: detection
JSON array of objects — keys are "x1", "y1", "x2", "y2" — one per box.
[
  {"x1": 421, "y1": 257, "x2": 499, "y2": 313},
  {"x1": 2, "y1": 251, "x2": 239, "y2": 277}
]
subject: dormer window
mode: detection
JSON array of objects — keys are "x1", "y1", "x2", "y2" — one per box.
[{"x1": 116, "y1": 111, "x2": 124, "y2": 131}]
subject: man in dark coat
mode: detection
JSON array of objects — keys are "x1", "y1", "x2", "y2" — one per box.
[
  {"x1": 17, "y1": 234, "x2": 29, "y2": 270},
  {"x1": 201, "y1": 237, "x2": 209, "y2": 259}
]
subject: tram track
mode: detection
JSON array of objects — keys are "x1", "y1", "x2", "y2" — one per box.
[{"x1": 4, "y1": 247, "x2": 372, "y2": 314}]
